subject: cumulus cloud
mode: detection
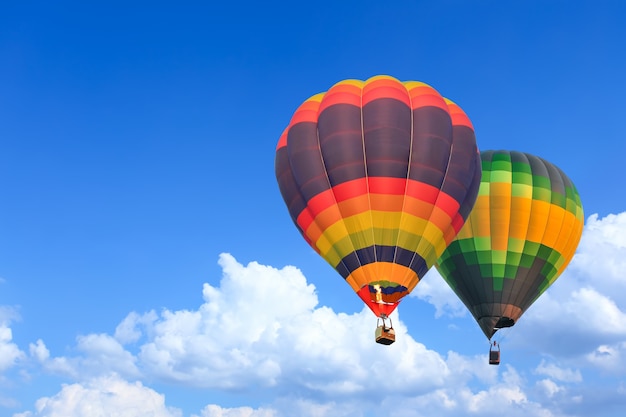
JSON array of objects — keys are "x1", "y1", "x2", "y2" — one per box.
[
  {"x1": 115, "y1": 254, "x2": 449, "y2": 396},
  {"x1": 534, "y1": 361, "x2": 582, "y2": 383},
  {"x1": 0, "y1": 308, "x2": 25, "y2": 373},
  {"x1": 29, "y1": 334, "x2": 140, "y2": 379},
  {"x1": 13, "y1": 374, "x2": 182, "y2": 417},
  {"x1": 192, "y1": 404, "x2": 276, "y2": 417},
  {"x1": 411, "y1": 269, "x2": 467, "y2": 318},
  {"x1": 14, "y1": 235, "x2": 626, "y2": 417}
]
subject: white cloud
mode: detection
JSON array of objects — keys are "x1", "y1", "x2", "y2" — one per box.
[
  {"x1": 0, "y1": 320, "x2": 25, "y2": 372},
  {"x1": 114, "y1": 311, "x2": 158, "y2": 344},
  {"x1": 13, "y1": 374, "x2": 182, "y2": 417},
  {"x1": 122, "y1": 254, "x2": 450, "y2": 395},
  {"x1": 14, "y1": 242, "x2": 626, "y2": 417},
  {"x1": 535, "y1": 378, "x2": 563, "y2": 398},
  {"x1": 29, "y1": 334, "x2": 140, "y2": 379},
  {"x1": 192, "y1": 404, "x2": 276, "y2": 417},
  {"x1": 411, "y1": 268, "x2": 467, "y2": 318},
  {"x1": 534, "y1": 360, "x2": 582, "y2": 383},
  {"x1": 479, "y1": 212, "x2": 626, "y2": 361},
  {"x1": 584, "y1": 342, "x2": 626, "y2": 373},
  {"x1": 29, "y1": 339, "x2": 76, "y2": 377}
]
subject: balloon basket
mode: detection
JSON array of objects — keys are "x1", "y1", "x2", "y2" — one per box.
[
  {"x1": 375, "y1": 316, "x2": 395, "y2": 345},
  {"x1": 489, "y1": 342, "x2": 500, "y2": 365}
]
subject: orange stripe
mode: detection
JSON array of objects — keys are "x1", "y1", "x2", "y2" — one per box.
[
  {"x1": 406, "y1": 84, "x2": 448, "y2": 111},
  {"x1": 402, "y1": 197, "x2": 438, "y2": 220},
  {"x1": 337, "y1": 194, "x2": 370, "y2": 218},
  {"x1": 369, "y1": 193, "x2": 404, "y2": 211},
  {"x1": 347, "y1": 262, "x2": 419, "y2": 294},
  {"x1": 406, "y1": 181, "x2": 440, "y2": 204},
  {"x1": 362, "y1": 77, "x2": 410, "y2": 106},
  {"x1": 288, "y1": 97, "x2": 322, "y2": 125},
  {"x1": 318, "y1": 83, "x2": 362, "y2": 113}
]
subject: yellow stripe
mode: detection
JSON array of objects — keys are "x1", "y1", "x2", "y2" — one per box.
[{"x1": 312, "y1": 211, "x2": 445, "y2": 264}]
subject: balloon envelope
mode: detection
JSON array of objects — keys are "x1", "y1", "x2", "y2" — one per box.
[
  {"x1": 275, "y1": 75, "x2": 481, "y2": 317},
  {"x1": 435, "y1": 150, "x2": 584, "y2": 339}
]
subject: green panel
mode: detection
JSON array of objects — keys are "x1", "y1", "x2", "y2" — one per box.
[
  {"x1": 476, "y1": 250, "x2": 492, "y2": 264},
  {"x1": 461, "y1": 250, "x2": 479, "y2": 266},
  {"x1": 479, "y1": 263, "x2": 492, "y2": 277},
  {"x1": 504, "y1": 263, "x2": 519, "y2": 278},
  {"x1": 474, "y1": 237, "x2": 491, "y2": 251},
  {"x1": 507, "y1": 238, "x2": 527, "y2": 253},
  {"x1": 519, "y1": 253, "x2": 536, "y2": 268},
  {"x1": 459, "y1": 239, "x2": 476, "y2": 253},
  {"x1": 506, "y1": 250, "x2": 523, "y2": 262},
  {"x1": 551, "y1": 191, "x2": 567, "y2": 208},
  {"x1": 511, "y1": 161, "x2": 532, "y2": 174},
  {"x1": 491, "y1": 170, "x2": 512, "y2": 183},
  {"x1": 522, "y1": 241, "x2": 540, "y2": 256},
  {"x1": 493, "y1": 277, "x2": 504, "y2": 291},
  {"x1": 493, "y1": 263, "x2": 506, "y2": 277},
  {"x1": 532, "y1": 186, "x2": 552, "y2": 202},
  {"x1": 492, "y1": 250, "x2": 507, "y2": 264},
  {"x1": 536, "y1": 245, "x2": 554, "y2": 262}
]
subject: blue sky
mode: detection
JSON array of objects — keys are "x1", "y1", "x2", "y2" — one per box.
[{"x1": 1, "y1": 1, "x2": 626, "y2": 416}]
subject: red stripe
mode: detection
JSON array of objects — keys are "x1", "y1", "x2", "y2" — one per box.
[
  {"x1": 289, "y1": 99, "x2": 321, "y2": 125},
  {"x1": 332, "y1": 178, "x2": 369, "y2": 203},
  {"x1": 446, "y1": 101, "x2": 474, "y2": 129},
  {"x1": 318, "y1": 84, "x2": 362, "y2": 114},
  {"x1": 368, "y1": 177, "x2": 406, "y2": 195},
  {"x1": 276, "y1": 128, "x2": 288, "y2": 150},
  {"x1": 410, "y1": 92, "x2": 449, "y2": 111},
  {"x1": 406, "y1": 84, "x2": 448, "y2": 111},
  {"x1": 294, "y1": 176, "x2": 463, "y2": 234},
  {"x1": 435, "y1": 192, "x2": 461, "y2": 219},
  {"x1": 450, "y1": 213, "x2": 465, "y2": 234},
  {"x1": 289, "y1": 109, "x2": 319, "y2": 125},
  {"x1": 296, "y1": 208, "x2": 315, "y2": 236},
  {"x1": 406, "y1": 181, "x2": 440, "y2": 204}
]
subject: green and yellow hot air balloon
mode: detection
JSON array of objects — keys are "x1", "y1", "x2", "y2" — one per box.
[
  {"x1": 275, "y1": 76, "x2": 482, "y2": 343},
  {"x1": 436, "y1": 150, "x2": 584, "y2": 352}
]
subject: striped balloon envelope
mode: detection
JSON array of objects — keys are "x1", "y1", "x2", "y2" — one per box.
[
  {"x1": 275, "y1": 75, "x2": 482, "y2": 318},
  {"x1": 435, "y1": 150, "x2": 585, "y2": 339}
]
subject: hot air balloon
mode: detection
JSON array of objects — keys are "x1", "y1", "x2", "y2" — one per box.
[
  {"x1": 435, "y1": 150, "x2": 584, "y2": 363},
  {"x1": 275, "y1": 75, "x2": 482, "y2": 344}
]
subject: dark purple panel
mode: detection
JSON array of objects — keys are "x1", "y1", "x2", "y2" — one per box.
[
  {"x1": 287, "y1": 122, "x2": 330, "y2": 202},
  {"x1": 275, "y1": 147, "x2": 308, "y2": 226},
  {"x1": 317, "y1": 103, "x2": 367, "y2": 186},
  {"x1": 362, "y1": 98, "x2": 412, "y2": 179}
]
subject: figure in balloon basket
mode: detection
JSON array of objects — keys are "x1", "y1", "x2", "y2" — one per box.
[{"x1": 275, "y1": 75, "x2": 481, "y2": 346}]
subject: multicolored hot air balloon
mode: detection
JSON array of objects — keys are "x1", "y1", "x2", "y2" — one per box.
[
  {"x1": 435, "y1": 150, "x2": 584, "y2": 361},
  {"x1": 275, "y1": 75, "x2": 482, "y2": 343}
]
